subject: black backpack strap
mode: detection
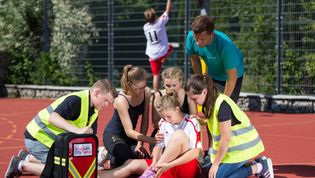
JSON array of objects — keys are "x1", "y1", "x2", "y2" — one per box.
[{"x1": 40, "y1": 142, "x2": 55, "y2": 178}]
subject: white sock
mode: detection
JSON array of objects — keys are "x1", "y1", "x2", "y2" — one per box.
[
  {"x1": 18, "y1": 160, "x2": 24, "y2": 172},
  {"x1": 256, "y1": 163, "x2": 263, "y2": 173}
]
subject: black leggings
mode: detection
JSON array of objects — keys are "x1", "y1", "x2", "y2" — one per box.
[{"x1": 103, "y1": 133, "x2": 138, "y2": 168}]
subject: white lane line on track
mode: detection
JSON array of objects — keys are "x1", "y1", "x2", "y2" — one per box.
[{"x1": 0, "y1": 117, "x2": 17, "y2": 144}]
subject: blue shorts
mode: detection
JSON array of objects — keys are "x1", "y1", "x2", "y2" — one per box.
[{"x1": 25, "y1": 139, "x2": 49, "y2": 163}]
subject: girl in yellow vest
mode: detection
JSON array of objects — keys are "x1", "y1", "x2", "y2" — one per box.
[
  {"x1": 5, "y1": 79, "x2": 117, "y2": 178},
  {"x1": 185, "y1": 74, "x2": 274, "y2": 178}
]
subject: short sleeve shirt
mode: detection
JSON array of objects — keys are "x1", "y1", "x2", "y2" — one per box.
[
  {"x1": 25, "y1": 95, "x2": 97, "y2": 140},
  {"x1": 218, "y1": 101, "x2": 241, "y2": 126},
  {"x1": 157, "y1": 115, "x2": 202, "y2": 150},
  {"x1": 144, "y1": 12, "x2": 169, "y2": 60},
  {"x1": 185, "y1": 30, "x2": 244, "y2": 81}
]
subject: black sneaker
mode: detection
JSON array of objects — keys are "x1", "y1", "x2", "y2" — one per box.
[
  {"x1": 18, "y1": 149, "x2": 30, "y2": 160},
  {"x1": 5, "y1": 156, "x2": 22, "y2": 178},
  {"x1": 256, "y1": 156, "x2": 274, "y2": 178}
]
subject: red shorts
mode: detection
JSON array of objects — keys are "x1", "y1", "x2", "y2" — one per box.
[
  {"x1": 149, "y1": 44, "x2": 174, "y2": 75},
  {"x1": 144, "y1": 158, "x2": 200, "y2": 178}
]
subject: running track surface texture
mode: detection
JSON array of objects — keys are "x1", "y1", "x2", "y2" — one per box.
[{"x1": 0, "y1": 98, "x2": 314, "y2": 178}]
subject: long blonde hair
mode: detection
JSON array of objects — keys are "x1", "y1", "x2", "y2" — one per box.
[{"x1": 120, "y1": 65, "x2": 148, "y2": 94}]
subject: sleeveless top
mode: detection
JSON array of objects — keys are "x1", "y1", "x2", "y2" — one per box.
[
  {"x1": 104, "y1": 92, "x2": 145, "y2": 139},
  {"x1": 158, "y1": 91, "x2": 189, "y2": 114}
]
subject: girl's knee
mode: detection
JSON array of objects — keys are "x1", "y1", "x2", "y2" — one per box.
[{"x1": 171, "y1": 130, "x2": 189, "y2": 141}]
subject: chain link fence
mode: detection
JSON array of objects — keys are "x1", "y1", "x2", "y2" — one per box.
[{"x1": 46, "y1": 0, "x2": 314, "y2": 95}]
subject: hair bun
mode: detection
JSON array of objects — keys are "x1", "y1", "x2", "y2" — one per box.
[{"x1": 165, "y1": 89, "x2": 178, "y2": 98}]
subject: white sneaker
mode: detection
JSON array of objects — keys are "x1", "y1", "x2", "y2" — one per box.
[{"x1": 97, "y1": 146, "x2": 108, "y2": 170}]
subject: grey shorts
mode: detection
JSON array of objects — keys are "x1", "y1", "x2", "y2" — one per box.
[{"x1": 25, "y1": 139, "x2": 49, "y2": 163}]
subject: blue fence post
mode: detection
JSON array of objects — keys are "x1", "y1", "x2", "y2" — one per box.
[
  {"x1": 184, "y1": 0, "x2": 190, "y2": 81},
  {"x1": 276, "y1": 0, "x2": 283, "y2": 94},
  {"x1": 108, "y1": 0, "x2": 113, "y2": 80}
]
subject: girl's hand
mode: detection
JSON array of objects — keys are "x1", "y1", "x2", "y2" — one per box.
[
  {"x1": 155, "y1": 162, "x2": 171, "y2": 178},
  {"x1": 190, "y1": 114, "x2": 207, "y2": 125},
  {"x1": 155, "y1": 132, "x2": 164, "y2": 143},
  {"x1": 135, "y1": 144, "x2": 149, "y2": 158},
  {"x1": 208, "y1": 164, "x2": 219, "y2": 178}
]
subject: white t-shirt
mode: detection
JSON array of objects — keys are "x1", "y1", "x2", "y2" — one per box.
[
  {"x1": 157, "y1": 114, "x2": 202, "y2": 150},
  {"x1": 143, "y1": 12, "x2": 169, "y2": 60}
]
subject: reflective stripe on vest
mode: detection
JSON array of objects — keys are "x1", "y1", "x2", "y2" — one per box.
[
  {"x1": 211, "y1": 135, "x2": 261, "y2": 155},
  {"x1": 208, "y1": 94, "x2": 264, "y2": 163},
  {"x1": 212, "y1": 125, "x2": 254, "y2": 142},
  {"x1": 26, "y1": 90, "x2": 98, "y2": 148},
  {"x1": 34, "y1": 115, "x2": 57, "y2": 141}
]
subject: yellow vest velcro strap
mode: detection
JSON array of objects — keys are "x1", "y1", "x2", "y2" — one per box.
[
  {"x1": 54, "y1": 156, "x2": 60, "y2": 165},
  {"x1": 213, "y1": 125, "x2": 254, "y2": 142},
  {"x1": 34, "y1": 115, "x2": 57, "y2": 140},
  {"x1": 61, "y1": 158, "x2": 66, "y2": 166},
  {"x1": 83, "y1": 158, "x2": 96, "y2": 178},
  {"x1": 212, "y1": 136, "x2": 262, "y2": 155},
  {"x1": 69, "y1": 159, "x2": 82, "y2": 178}
]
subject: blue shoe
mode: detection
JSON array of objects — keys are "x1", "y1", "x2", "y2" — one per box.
[{"x1": 256, "y1": 156, "x2": 274, "y2": 178}]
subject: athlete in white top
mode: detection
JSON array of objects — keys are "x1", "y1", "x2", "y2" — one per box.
[
  {"x1": 157, "y1": 114, "x2": 202, "y2": 150},
  {"x1": 144, "y1": 11, "x2": 169, "y2": 60},
  {"x1": 143, "y1": 0, "x2": 173, "y2": 92},
  {"x1": 98, "y1": 90, "x2": 202, "y2": 178}
]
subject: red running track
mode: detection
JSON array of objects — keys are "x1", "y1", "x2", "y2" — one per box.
[{"x1": 0, "y1": 98, "x2": 314, "y2": 177}]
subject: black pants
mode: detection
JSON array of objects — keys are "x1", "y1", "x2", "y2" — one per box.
[
  {"x1": 213, "y1": 76, "x2": 243, "y2": 103},
  {"x1": 103, "y1": 134, "x2": 138, "y2": 168}
]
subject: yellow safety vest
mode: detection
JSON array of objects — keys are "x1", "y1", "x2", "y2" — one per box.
[
  {"x1": 26, "y1": 90, "x2": 98, "y2": 148},
  {"x1": 207, "y1": 94, "x2": 264, "y2": 163}
]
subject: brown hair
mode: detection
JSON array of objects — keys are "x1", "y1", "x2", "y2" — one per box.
[
  {"x1": 154, "y1": 89, "x2": 180, "y2": 113},
  {"x1": 191, "y1": 15, "x2": 215, "y2": 35},
  {"x1": 185, "y1": 74, "x2": 218, "y2": 118},
  {"x1": 161, "y1": 67, "x2": 184, "y2": 86},
  {"x1": 91, "y1": 79, "x2": 117, "y2": 98},
  {"x1": 144, "y1": 8, "x2": 157, "y2": 23},
  {"x1": 120, "y1": 65, "x2": 148, "y2": 93}
]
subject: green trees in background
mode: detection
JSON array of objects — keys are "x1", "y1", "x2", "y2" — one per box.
[
  {"x1": 0, "y1": 0, "x2": 97, "y2": 86},
  {"x1": 280, "y1": 1, "x2": 315, "y2": 94}
]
